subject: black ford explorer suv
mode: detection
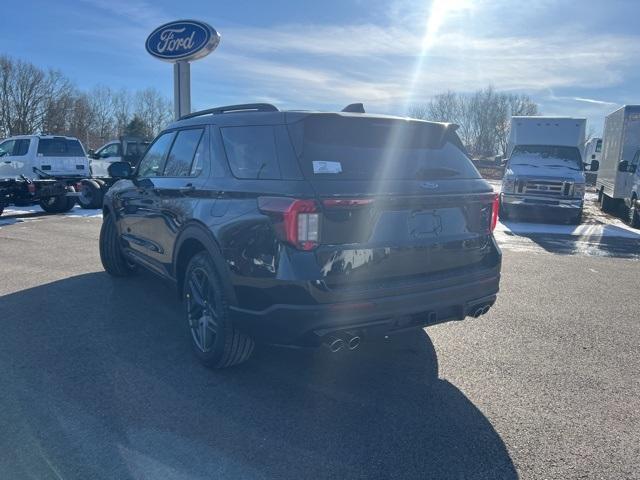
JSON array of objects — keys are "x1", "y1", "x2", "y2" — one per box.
[{"x1": 100, "y1": 103, "x2": 501, "y2": 369}]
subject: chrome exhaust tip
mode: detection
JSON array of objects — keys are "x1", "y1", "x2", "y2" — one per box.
[{"x1": 324, "y1": 336, "x2": 345, "y2": 353}]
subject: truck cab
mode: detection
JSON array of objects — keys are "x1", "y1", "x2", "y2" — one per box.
[
  {"x1": 88, "y1": 137, "x2": 149, "y2": 178},
  {"x1": 0, "y1": 135, "x2": 88, "y2": 179},
  {"x1": 0, "y1": 135, "x2": 88, "y2": 215},
  {"x1": 500, "y1": 117, "x2": 598, "y2": 224}
]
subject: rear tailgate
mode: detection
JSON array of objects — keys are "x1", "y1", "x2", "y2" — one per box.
[{"x1": 285, "y1": 114, "x2": 498, "y2": 291}]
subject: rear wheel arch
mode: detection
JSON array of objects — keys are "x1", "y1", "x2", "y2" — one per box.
[{"x1": 173, "y1": 222, "x2": 236, "y2": 305}]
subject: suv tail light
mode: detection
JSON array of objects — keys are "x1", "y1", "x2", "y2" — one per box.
[
  {"x1": 258, "y1": 197, "x2": 320, "y2": 250},
  {"x1": 491, "y1": 193, "x2": 499, "y2": 232}
]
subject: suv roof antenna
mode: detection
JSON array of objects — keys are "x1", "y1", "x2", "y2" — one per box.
[{"x1": 341, "y1": 103, "x2": 365, "y2": 113}]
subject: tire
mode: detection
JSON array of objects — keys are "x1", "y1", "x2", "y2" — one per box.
[
  {"x1": 0, "y1": 205, "x2": 4, "y2": 217},
  {"x1": 600, "y1": 192, "x2": 614, "y2": 213},
  {"x1": 183, "y1": 251, "x2": 254, "y2": 369},
  {"x1": 39, "y1": 195, "x2": 75, "y2": 213},
  {"x1": 597, "y1": 188, "x2": 604, "y2": 205},
  {"x1": 78, "y1": 179, "x2": 104, "y2": 209},
  {"x1": 627, "y1": 197, "x2": 640, "y2": 229},
  {"x1": 99, "y1": 214, "x2": 136, "y2": 276}
]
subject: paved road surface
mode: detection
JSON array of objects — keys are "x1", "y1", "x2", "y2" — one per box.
[{"x1": 0, "y1": 214, "x2": 638, "y2": 479}]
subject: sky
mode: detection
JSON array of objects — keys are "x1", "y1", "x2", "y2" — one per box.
[{"x1": 2, "y1": 0, "x2": 640, "y2": 134}]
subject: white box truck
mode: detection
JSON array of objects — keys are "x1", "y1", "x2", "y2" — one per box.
[
  {"x1": 596, "y1": 105, "x2": 640, "y2": 228},
  {"x1": 500, "y1": 116, "x2": 598, "y2": 224}
]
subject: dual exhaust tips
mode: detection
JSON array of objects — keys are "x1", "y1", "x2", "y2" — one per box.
[
  {"x1": 324, "y1": 332, "x2": 361, "y2": 353},
  {"x1": 471, "y1": 304, "x2": 492, "y2": 318}
]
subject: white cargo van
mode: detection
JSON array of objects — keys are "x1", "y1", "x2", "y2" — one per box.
[
  {"x1": 596, "y1": 105, "x2": 640, "y2": 228},
  {"x1": 500, "y1": 116, "x2": 598, "y2": 224}
]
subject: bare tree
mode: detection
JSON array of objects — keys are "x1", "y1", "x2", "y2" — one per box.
[
  {"x1": 134, "y1": 88, "x2": 172, "y2": 138},
  {"x1": 410, "y1": 87, "x2": 539, "y2": 157}
]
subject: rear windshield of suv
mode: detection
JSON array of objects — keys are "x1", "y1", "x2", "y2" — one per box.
[
  {"x1": 286, "y1": 116, "x2": 480, "y2": 180},
  {"x1": 37, "y1": 138, "x2": 85, "y2": 157}
]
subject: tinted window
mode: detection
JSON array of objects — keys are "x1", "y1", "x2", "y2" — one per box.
[
  {"x1": 287, "y1": 116, "x2": 480, "y2": 180},
  {"x1": 190, "y1": 133, "x2": 207, "y2": 176},
  {"x1": 0, "y1": 139, "x2": 30, "y2": 156},
  {"x1": 14, "y1": 139, "x2": 30, "y2": 156},
  {"x1": 37, "y1": 138, "x2": 85, "y2": 157},
  {"x1": 98, "y1": 143, "x2": 120, "y2": 157},
  {"x1": 221, "y1": 126, "x2": 281, "y2": 179},
  {"x1": 163, "y1": 129, "x2": 204, "y2": 177},
  {"x1": 138, "y1": 132, "x2": 176, "y2": 177}
]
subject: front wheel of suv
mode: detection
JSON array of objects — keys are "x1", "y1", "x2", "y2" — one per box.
[
  {"x1": 183, "y1": 251, "x2": 254, "y2": 369},
  {"x1": 99, "y1": 214, "x2": 137, "y2": 276}
]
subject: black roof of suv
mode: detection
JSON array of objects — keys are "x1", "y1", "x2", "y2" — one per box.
[{"x1": 100, "y1": 103, "x2": 501, "y2": 369}]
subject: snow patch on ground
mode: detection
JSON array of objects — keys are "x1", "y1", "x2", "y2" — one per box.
[{"x1": 495, "y1": 221, "x2": 640, "y2": 240}]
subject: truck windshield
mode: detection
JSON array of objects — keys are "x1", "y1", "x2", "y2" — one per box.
[
  {"x1": 287, "y1": 116, "x2": 480, "y2": 180},
  {"x1": 510, "y1": 145, "x2": 583, "y2": 170}
]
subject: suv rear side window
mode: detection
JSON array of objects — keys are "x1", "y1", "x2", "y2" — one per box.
[
  {"x1": 221, "y1": 126, "x2": 281, "y2": 179},
  {"x1": 138, "y1": 132, "x2": 176, "y2": 177},
  {"x1": 163, "y1": 129, "x2": 204, "y2": 177},
  {"x1": 287, "y1": 116, "x2": 480, "y2": 180},
  {"x1": 37, "y1": 138, "x2": 84, "y2": 157}
]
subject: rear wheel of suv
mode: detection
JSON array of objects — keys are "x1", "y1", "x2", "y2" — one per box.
[
  {"x1": 184, "y1": 251, "x2": 254, "y2": 369},
  {"x1": 78, "y1": 179, "x2": 104, "y2": 209},
  {"x1": 99, "y1": 214, "x2": 136, "y2": 276},
  {"x1": 39, "y1": 195, "x2": 75, "y2": 213},
  {"x1": 627, "y1": 197, "x2": 640, "y2": 229}
]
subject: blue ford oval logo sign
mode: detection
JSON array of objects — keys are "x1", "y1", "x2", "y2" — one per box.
[{"x1": 146, "y1": 20, "x2": 220, "y2": 62}]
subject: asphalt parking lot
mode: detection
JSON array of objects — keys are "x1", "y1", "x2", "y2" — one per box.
[{"x1": 1, "y1": 203, "x2": 639, "y2": 479}]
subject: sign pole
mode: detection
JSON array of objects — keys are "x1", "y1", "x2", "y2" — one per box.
[{"x1": 173, "y1": 61, "x2": 191, "y2": 120}]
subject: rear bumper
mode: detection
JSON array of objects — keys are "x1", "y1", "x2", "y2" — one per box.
[{"x1": 230, "y1": 267, "x2": 500, "y2": 345}]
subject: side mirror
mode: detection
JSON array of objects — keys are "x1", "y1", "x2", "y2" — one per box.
[
  {"x1": 87, "y1": 149, "x2": 95, "y2": 156},
  {"x1": 618, "y1": 160, "x2": 629, "y2": 172},
  {"x1": 590, "y1": 159, "x2": 599, "y2": 172},
  {"x1": 108, "y1": 161, "x2": 133, "y2": 179},
  {"x1": 629, "y1": 164, "x2": 638, "y2": 174}
]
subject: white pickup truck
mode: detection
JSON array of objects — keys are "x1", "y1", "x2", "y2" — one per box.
[
  {"x1": 78, "y1": 137, "x2": 149, "y2": 209},
  {"x1": 500, "y1": 117, "x2": 599, "y2": 224},
  {"x1": 0, "y1": 135, "x2": 89, "y2": 216}
]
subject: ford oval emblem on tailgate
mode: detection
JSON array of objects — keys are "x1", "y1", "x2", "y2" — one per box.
[{"x1": 420, "y1": 182, "x2": 439, "y2": 190}]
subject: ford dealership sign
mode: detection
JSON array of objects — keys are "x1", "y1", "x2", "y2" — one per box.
[{"x1": 146, "y1": 20, "x2": 220, "y2": 62}]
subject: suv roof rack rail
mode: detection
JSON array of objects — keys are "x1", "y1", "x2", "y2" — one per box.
[{"x1": 180, "y1": 103, "x2": 279, "y2": 120}]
